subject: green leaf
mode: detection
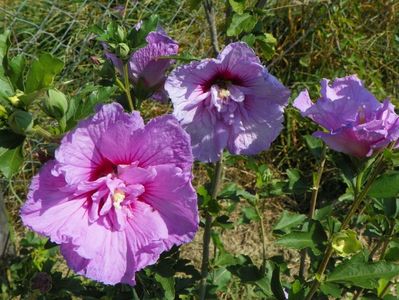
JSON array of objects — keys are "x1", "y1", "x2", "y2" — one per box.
[
  {"x1": 66, "y1": 85, "x2": 115, "y2": 129},
  {"x1": 384, "y1": 246, "x2": 399, "y2": 262},
  {"x1": 286, "y1": 168, "x2": 307, "y2": 194},
  {"x1": 25, "y1": 53, "x2": 64, "y2": 93},
  {"x1": 129, "y1": 15, "x2": 159, "y2": 50},
  {"x1": 304, "y1": 134, "x2": 324, "y2": 159},
  {"x1": 236, "y1": 189, "x2": 257, "y2": 204},
  {"x1": 154, "y1": 274, "x2": 175, "y2": 300},
  {"x1": 0, "y1": 129, "x2": 25, "y2": 178},
  {"x1": 0, "y1": 30, "x2": 10, "y2": 74},
  {"x1": 374, "y1": 198, "x2": 399, "y2": 218},
  {"x1": 241, "y1": 206, "x2": 260, "y2": 223},
  {"x1": 227, "y1": 255, "x2": 263, "y2": 282},
  {"x1": 229, "y1": 0, "x2": 246, "y2": 14},
  {"x1": 213, "y1": 267, "x2": 231, "y2": 291},
  {"x1": 256, "y1": 33, "x2": 277, "y2": 60},
  {"x1": 369, "y1": 171, "x2": 399, "y2": 198},
  {"x1": 327, "y1": 257, "x2": 399, "y2": 289},
  {"x1": 214, "y1": 251, "x2": 238, "y2": 267},
  {"x1": 8, "y1": 55, "x2": 25, "y2": 90},
  {"x1": 276, "y1": 220, "x2": 327, "y2": 253},
  {"x1": 273, "y1": 210, "x2": 306, "y2": 233},
  {"x1": 384, "y1": 148, "x2": 399, "y2": 166},
  {"x1": 0, "y1": 30, "x2": 10, "y2": 56},
  {"x1": 288, "y1": 280, "x2": 305, "y2": 300},
  {"x1": 0, "y1": 75, "x2": 13, "y2": 102},
  {"x1": 8, "y1": 110, "x2": 33, "y2": 134},
  {"x1": 0, "y1": 31, "x2": 14, "y2": 101},
  {"x1": 227, "y1": 13, "x2": 257, "y2": 37},
  {"x1": 320, "y1": 282, "x2": 342, "y2": 298},
  {"x1": 241, "y1": 34, "x2": 256, "y2": 46}
]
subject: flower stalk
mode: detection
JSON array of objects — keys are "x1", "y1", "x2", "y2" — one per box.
[
  {"x1": 199, "y1": 152, "x2": 224, "y2": 300},
  {"x1": 299, "y1": 145, "x2": 327, "y2": 279},
  {"x1": 305, "y1": 150, "x2": 387, "y2": 299},
  {"x1": 254, "y1": 200, "x2": 267, "y2": 272},
  {"x1": 123, "y1": 64, "x2": 135, "y2": 111},
  {"x1": 202, "y1": 0, "x2": 219, "y2": 56}
]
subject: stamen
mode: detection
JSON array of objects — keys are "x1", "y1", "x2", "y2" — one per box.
[
  {"x1": 113, "y1": 189, "x2": 125, "y2": 209},
  {"x1": 218, "y1": 88, "x2": 230, "y2": 100}
]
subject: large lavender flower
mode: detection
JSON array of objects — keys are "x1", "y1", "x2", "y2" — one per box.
[
  {"x1": 105, "y1": 26, "x2": 178, "y2": 101},
  {"x1": 165, "y1": 42, "x2": 290, "y2": 162},
  {"x1": 293, "y1": 75, "x2": 399, "y2": 157},
  {"x1": 21, "y1": 103, "x2": 198, "y2": 285}
]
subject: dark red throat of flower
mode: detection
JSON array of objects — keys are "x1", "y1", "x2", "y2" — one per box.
[{"x1": 202, "y1": 71, "x2": 244, "y2": 91}]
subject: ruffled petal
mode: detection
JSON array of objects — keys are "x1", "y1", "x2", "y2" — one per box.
[
  {"x1": 314, "y1": 129, "x2": 372, "y2": 157},
  {"x1": 61, "y1": 229, "x2": 133, "y2": 285},
  {"x1": 55, "y1": 104, "x2": 143, "y2": 183},
  {"x1": 125, "y1": 200, "x2": 169, "y2": 271},
  {"x1": 119, "y1": 115, "x2": 194, "y2": 171},
  {"x1": 129, "y1": 32, "x2": 178, "y2": 88},
  {"x1": 142, "y1": 165, "x2": 198, "y2": 248},
  {"x1": 184, "y1": 108, "x2": 228, "y2": 162}
]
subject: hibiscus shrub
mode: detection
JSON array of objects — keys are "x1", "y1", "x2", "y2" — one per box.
[{"x1": 1, "y1": 1, "x2": 399, "y2": 299}]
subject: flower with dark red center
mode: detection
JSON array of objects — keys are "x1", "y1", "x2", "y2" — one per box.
[
  {"x1": 165, "y1": 42, "x2": 290, "y2": 162},
  {"x1": 21, "y1": 103, "x2": 198, "y2": 285}
]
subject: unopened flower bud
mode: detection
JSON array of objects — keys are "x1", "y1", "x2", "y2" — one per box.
[
  {"x1": 116, "y1": 43, "x2": 130, "y2": 60},
  {"x1": 43, "y1": 89, "x2": 68, "y2": 120}
]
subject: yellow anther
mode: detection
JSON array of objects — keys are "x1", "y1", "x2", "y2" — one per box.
[
  {"x1": 112, "y1": 189, "x2": 125, "y2": 209},
  {"x1": 218, "y1": 88, "x2": 230, "y2": 99}
]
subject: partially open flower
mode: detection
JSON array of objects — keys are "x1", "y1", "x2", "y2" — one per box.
[
  {"x1": 104, "y1": 25, "x2": 178, "y2": 102},
  {"x1": 165, "y1": 42, "x2": 290, "y2": 162},
  {"x1": 21, "y1": 103, "x2": 198, "y2": 286},
  {"x1": 294, "y1": 75, "x2": 399, "y2": 157}
]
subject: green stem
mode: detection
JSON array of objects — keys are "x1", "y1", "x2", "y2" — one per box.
[
  {"x1": 122, "y1": 0, "x2": 129, "y2": 20},
  {"x1": 123, "y1": 64, "x2": 135, "y2": 111},
  {"x1": 305, "y1": 151, "x2": 387, "y2": 300},
  {"x1": 199, "y1": 152, "x2": 224, "y2": 300},
  {"x1": 255, "y1": 201, "x2": 267, "y2": 272},
  {"x1": 299, "y1": 146, "x2": 327, "y2": 279}
]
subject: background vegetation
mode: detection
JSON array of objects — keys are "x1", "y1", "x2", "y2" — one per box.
[{"x1": 1, "y1": 0, "x2": 399, "y2": 299}]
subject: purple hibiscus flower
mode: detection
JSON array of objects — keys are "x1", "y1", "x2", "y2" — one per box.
[
  {"x1": 21, "y1": 103, "x2": 198, "y2": 286},
  {"x1": 293, "y1": 75, "x2": 399, "y2": 157},
  {"x1": 105, "y1": 25, "x2": 178, "y2": 102},
  {"x1": 165, "y1": 42, "x2": 290, "y2": 162}
]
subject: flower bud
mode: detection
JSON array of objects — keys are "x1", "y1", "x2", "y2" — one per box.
[
  {"x1": 116, "y1": 25, "x2": 126, "y2": 42},
  {"x1": 116, "y1": 43, "x2": 130, "y2": 60},
  {"x1": 43, "y1": 89, "x2": 68, "y2": 120},
  {"x1": 8, "y1": 110, "x2": 33, "y2": 134},
  {"x1": 332, "y1": 229, "x2": 362, "y2": 257}
]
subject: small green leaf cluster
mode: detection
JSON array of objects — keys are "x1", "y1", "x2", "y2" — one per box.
[
  {"x1": 94, "y1": 15, "x2": 159, "y2": 61},
  {"x1": 226, "y1": 1, "x2": 277, "y2": 60}
]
